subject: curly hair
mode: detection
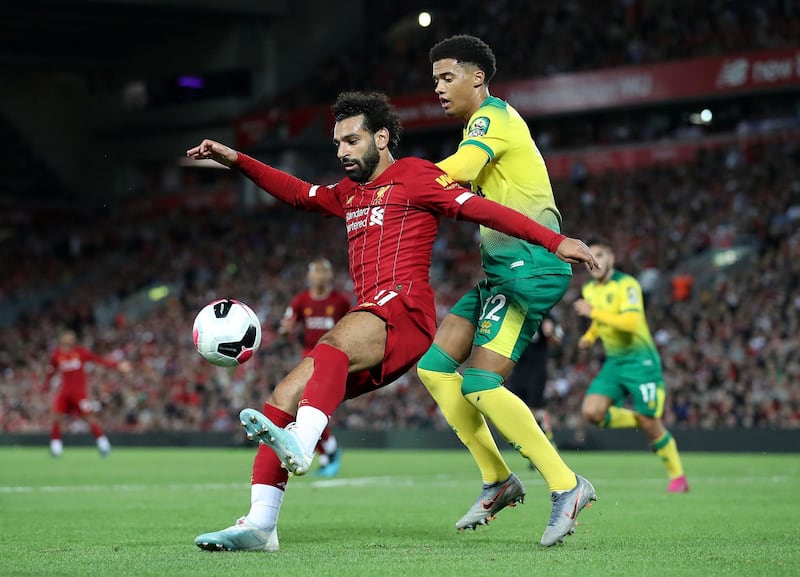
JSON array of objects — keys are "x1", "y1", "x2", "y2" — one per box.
[
  {"x1": 429, "y1": 34, "x2": 497, "y2": 82},
  {"x1": 332, "y1": 91, "x2": 403, "y2": 152}
]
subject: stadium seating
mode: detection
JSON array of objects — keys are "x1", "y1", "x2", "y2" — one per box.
[{"x1": 2, "y1": 0, "x2": 800, "y2": 433}]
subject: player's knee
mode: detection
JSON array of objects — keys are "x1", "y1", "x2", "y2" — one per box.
[
  {"x1": 635, "y1": 413, "x2": 662, "y2": 437},
  {"x1": 582, "y1": 405, "x2": 605, "y2": 425},
  {"x1": 417, "y1": 344, "x2": 460, "y2": 374},
  {"x1": 416, "y1": 365, "x2": 434, "y2": 388},
  {"x1": 461, "y1": 368, "x2": 504, "y2": 396},
  {"x1": 269, "y1": 376, "x2": 307, "y2": 412}
]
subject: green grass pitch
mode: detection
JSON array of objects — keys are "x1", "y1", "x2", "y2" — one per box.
[{"x1": 0, "y1": 446, "x2": 797, "y2": 577}]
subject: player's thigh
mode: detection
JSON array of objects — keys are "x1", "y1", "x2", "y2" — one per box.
[
  {"x1": 433, "y1": 314, "x2": 475, "y2": 364},
  {"x1": 53, "y1": 394, "x2": 70, "y2": 415},
  {"x1": 438, "y1": 283, "x2": 484, "y2": 363},
  {"x1": 472, "y1": 275, "x2": 568, "y2": 373},
  {"x1": 582, "y1": 393, "x2": 614, "y2": 419},
  {"x1": 318, "y1": 311, "x2": 387, "y2": 372},
  {"x1": 344, "y1": 294, "x2": 436, "y2": 399},
  {"x1": 622, "y1": 362, "x2": 667, "y2": 419},
  {"x1": 585, "y1": 360, "x2": 629, "y2": 409}
]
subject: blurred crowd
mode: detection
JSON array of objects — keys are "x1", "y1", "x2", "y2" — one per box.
[
  {"x1": 2, "y1": 134, "x2": 799, "y2": 434},
  {"x1": 2, "y1": 0, "x2": 800, "y2": 435},
  {"x1": 277, "y1": 0, "x2": 800, "y2": 107}
]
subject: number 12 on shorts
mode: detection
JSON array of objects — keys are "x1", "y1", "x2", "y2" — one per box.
[{"x1": 479, "y1": 294, "x2": 507, "y2": 322}]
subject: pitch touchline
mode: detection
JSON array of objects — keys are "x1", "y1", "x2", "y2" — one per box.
[{"x1": 0, "y1": 475, "x2": 789, "y2": 493}]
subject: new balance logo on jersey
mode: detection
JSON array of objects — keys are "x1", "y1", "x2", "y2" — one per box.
[
  {"x1": 369, "y1": 206, "x2": 384, "y2": 227},
  {"x1": 436, "y1": 174, "x2": 455, "y2": 187},
  {"x1": 435, "y1": 174, "x2": 460, "y2": 190}
]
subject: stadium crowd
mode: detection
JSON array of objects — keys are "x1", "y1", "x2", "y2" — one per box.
[
  {"x1": 273, "y1": 0, "x2": 800, "y2": 107},
  {"x1": 1, "y1": 134, "x2": 799, "y2": 434},
  {"x1": 2, "y1": 0, "x2": 800, "y2": 435}
]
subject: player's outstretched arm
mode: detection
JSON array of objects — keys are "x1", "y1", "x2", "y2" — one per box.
[
  {"x1": 186, "y1": 139, "x2": 238, "y2": 168},
  {"x1": 187, "y1": 141, "x2": 341, "y2": 217},
  {"x1": 457, "y1": 195, "x2": 599, "y2": 270}
]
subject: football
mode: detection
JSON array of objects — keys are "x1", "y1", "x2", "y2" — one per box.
[{"x1": 192, "y1": 298, "x2": 262, "y2": 367}]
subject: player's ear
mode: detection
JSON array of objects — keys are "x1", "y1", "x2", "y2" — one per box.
[
  {"x1": 375, "y1": 127, "x2": 390, "y2": 150},
  {"x1": 473, "y1": 69, "x2": 485, "y2": 88}
]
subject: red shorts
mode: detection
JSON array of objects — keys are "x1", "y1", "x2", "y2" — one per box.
[
  {"x1": 53, "y1": 393, "x2": 95, "y2": 416},
  {"x1": 344, "y1": 283, "x2": 436, "y2": 400}
]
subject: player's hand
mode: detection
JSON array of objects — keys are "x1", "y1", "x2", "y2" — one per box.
[
  {"x1": 577, "y1": 337, "x2": 593, "y2": 349},
  {"x1": 186, "y1": 139, "x2": 238, "y2": 168},
  {"x1": 573, "y1": 298, "x2": 593, "y2": 318},
  {"x1": 541, "y1": 318, "x2": 554, "y2": 337},
  {"x1": 554, "y1": 238, "x2": 599, "y2": 270},
  {"x1": 278, "y1": 316, "x2": 295, "y2": 336}
]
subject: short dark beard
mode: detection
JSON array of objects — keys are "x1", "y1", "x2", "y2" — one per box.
[{"x1": 345, "y1": 138, "x2": 380, "y2": 183}]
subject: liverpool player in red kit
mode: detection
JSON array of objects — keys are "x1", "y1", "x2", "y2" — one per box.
[
  {"x1": 187, "y1": 91, "x2": 598, "y2": 552},
  {"x1": 44, "y1": 329, "x2": 131, "y2": 457},
  {"x1": 280, "y1": 258, "x2": 352, "y2": 476}
]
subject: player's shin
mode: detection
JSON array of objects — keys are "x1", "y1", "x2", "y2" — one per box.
[
  {"x1": 418, "y1": 346, "x2": 511, "y2": 483},
  {"x1": 462, "y1": 369, "x2": 576, "y2": 492},
  {"x1": 292, "y1": 344, "x2": 348, "y2": 455},
  {"x1": 652, "y1": 430, "x2": 685, "y2": 479},
  {"x1": 248, "y1": 404, "x2": 293, "y2": 529}
]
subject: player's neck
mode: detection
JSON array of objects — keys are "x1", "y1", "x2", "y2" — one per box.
[
  {"x1": 310, "y1": 286, "x2": 332, "y2": 299},
  {"x1": 597, "y1": 268, "x2": 615, "y2": 285},
  {"x1": 365, "y1": 153, "x2": 396, "y2": 183},
  {"x1": 461, "y1": 89, "x2": 491, "y2": 122}
]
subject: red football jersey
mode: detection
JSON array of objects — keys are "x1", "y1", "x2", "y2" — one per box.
[
  {"x1": 242, "y1": 157, "x2": 472, "y2": 304},
  {"x1": 285, "y1": 289, "x2": 352, "y2": 353},
  {"x1": 44, "y1": 346, "x2": 118, "y2": 397},
  {"x1": 237, "y1": 153, "x2": 566, "y2": 313}
]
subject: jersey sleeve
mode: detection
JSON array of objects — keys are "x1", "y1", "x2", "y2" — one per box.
[
  {"x1": 286, "y1": 294, "x2": 304, "y2": 320},
  {"x1": 459, "y1": 105, "x2": 510, "y2": 164},
  {"x1": 409, "y1": 159, "x2": 564, "y2": 251},
  {"x1": 236, "y1": 153, "x2": 344, "y2": 218},
  {"x1": 436, "y1": 144, "x2": 490, "y2": 184},
  {"x1": 43, "y1": 352, "x2": 58, "y2": 386},
  {"x1": 407, "y1": 159, "x2": 476, "y2": 218},
  {"x1": 80, "y1": 347, "x2": 118, "y2": 368}
]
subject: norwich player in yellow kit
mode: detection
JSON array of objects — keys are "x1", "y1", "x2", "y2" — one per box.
[
  {"x1": 417, "y1": 35, "x2": 597, "y2": 547},
  {"x1": 574, "y1": 238, "x2": 689, "y2": 493}
]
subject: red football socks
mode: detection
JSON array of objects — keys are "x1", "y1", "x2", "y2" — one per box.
[
  {"x1": 251, "y1": 403, "x2": 294, "y2": 488},
  {"x1": 301, "y1": 344, "x2": 350, "y2": 417}
]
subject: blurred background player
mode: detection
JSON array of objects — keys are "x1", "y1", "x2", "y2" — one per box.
[
  {"x1": 574, "y1": 237, "x2": 689, "y2": 493},
  {"x1": 44, "y1": 329, "x2": 131, "y2": 457},
  {"x1": 505, "y1": 315, "x2": 563, "y2": 451},
  {"x1": 279, "y1": 258, "x2": 352, "y2": 476}
]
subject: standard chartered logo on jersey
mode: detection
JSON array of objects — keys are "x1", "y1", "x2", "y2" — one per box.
[
  {"x1": 346, "y1": 206, "x2": 384, "y2": 232},
  {"x1": 368, "y1": 207, "x2": 384, "y2": 226}
]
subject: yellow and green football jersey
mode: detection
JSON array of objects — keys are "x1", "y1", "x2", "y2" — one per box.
[
  {"x1": 459, "y1": 96, "x2": 570, "y2": 283},
  {"x1": 581, "y1": 271, "x2": 659, "y2": 360}
]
